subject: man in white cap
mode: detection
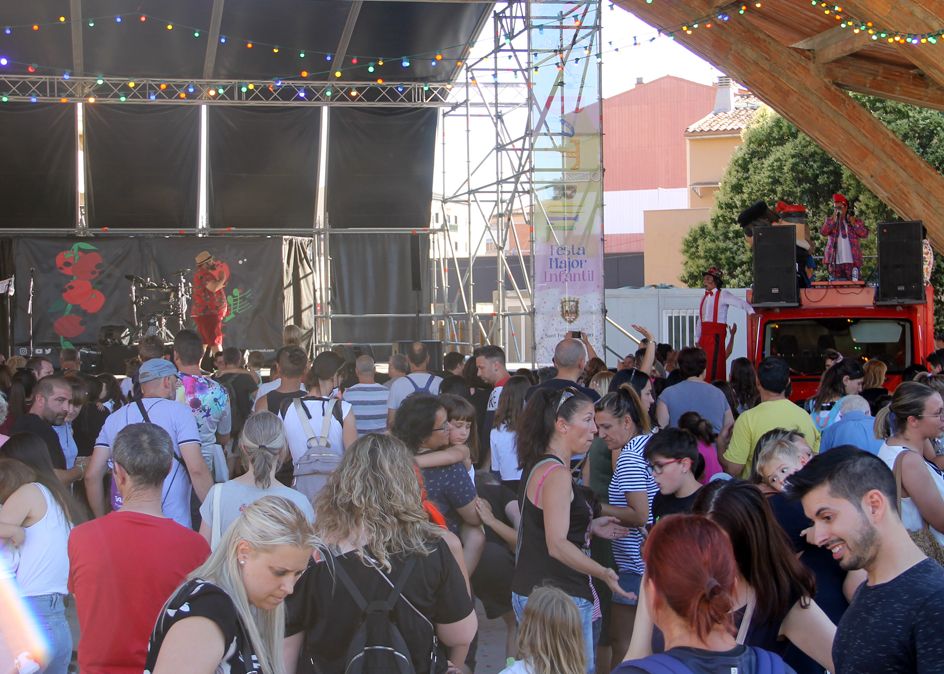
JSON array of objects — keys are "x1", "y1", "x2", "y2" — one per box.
[
  {"x1": 84, "y1": 358, "x2": 212, "y2": 529},
  {"x1": 191, "y1": 250, "x2": 230, "y2": 358}
]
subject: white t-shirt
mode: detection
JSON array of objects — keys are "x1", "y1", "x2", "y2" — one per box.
[
  {"x1": 254, "y1": 378, "x2": 306, "y2": 404},
  {"x1": 878, "y1": 442, "x2": 944, "y2": 545},
  {"x1": 499, "y1": 661, "x2": 532, "y2": 674},
  {"x1": 281, "y1": 397, "x2": 352, "y2": 464},
  {"x1": 835, "y1": 233, "x2": 854, "y2": 265},
  {"x1": 95, "y1": 398, "x2": 201, "y2": 528},
  {"x1": 387, "y1": 373, "x2": 443, "y2": 411},
  {"x1": 490, "y1": 425, "x2": 522, "y2": 481},
  {"x1": 200, "y1": 480, "x2": 315, "y2": 548}
]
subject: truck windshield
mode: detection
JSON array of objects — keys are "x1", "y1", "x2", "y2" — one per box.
[{"x1": 764, "y1": 318, "x2": 911, "y2": 375}]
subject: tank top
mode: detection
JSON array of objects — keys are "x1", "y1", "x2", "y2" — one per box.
[
  {"x1": 266, "y1": 389, "x2": 308, "y2": 415},
  {"x1": 511, "y1": 456, "x2": 596, "y2": 601},
  {"x1": 16, "y1": 483, "x2": 71, "y2": 597},
  {"x1": 879, "y1": 442, "x2": 944, "y2": 545}
]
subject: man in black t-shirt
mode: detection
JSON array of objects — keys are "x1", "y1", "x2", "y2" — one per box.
[
  {"x1": 10, "y1": 376, "x2": 77, "y2": 477},
  {"x1": 789, "y1": 446, "x2": 944, "y2": 674},
  {"x1": 526, "y1": 337, "x2": 600, "y2": 402}
]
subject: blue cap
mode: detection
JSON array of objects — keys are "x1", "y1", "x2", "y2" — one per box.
[{"x1": 138, "y1": 358, "x2": 177, "y2": 383}]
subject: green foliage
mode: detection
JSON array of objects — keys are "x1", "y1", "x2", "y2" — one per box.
[{"x1": 681, "y1": 96, "x2": 944, "y2": 328}]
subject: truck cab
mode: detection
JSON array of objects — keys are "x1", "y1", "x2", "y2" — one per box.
[{"x1": 747, "y1": 284, "x2": 935, "y2": 402}]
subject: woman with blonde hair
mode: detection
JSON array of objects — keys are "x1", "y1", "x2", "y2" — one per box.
[
  {"x1": 200, "y1": 412, "x2": 315, "y2": 548},
  {"x1": 146, "y1": 496, "x2": 316, "y2": 674},
  {"x1": 283, "y1": 433, "x2": 477, "y2": 673},
  {"x1": 860, "y1": 359, "x2": 888, "y2": 413},
  {"x1": 500, "y1": 585, "x2": 586, "y2": 674}
]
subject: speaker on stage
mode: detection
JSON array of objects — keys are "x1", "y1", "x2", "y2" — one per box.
[
  {"x1": 396, "y1": 340, "x2": 444, "y2": 373},
  {"x1": 752, "y1": 225, "x2": 799, "y2": 307},
  {"x1": 876, "y1": 220, "x2": 924, "y2": 305},
  {"x1": 100, "y1": 344, "x2": 136, "y2": 376}
]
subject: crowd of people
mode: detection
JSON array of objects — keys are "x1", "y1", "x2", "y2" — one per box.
[{"x1": 0, "y1": 326, "x2": 943, "y2": 674}]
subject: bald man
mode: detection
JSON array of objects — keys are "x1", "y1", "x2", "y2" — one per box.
[{"x1": 526, "y1": 338, "x2": 600, "y2": 402}]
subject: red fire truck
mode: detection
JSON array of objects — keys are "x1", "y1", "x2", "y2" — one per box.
[{"x1": 747, "y1": 284, "x2": 936, "y2": 402}]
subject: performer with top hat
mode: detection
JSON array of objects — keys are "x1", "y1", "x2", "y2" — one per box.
[
  {"x1": 696, "y1": 267, "x2": 754, "y2": 381},
  {"x1": 191, "y1": 250, "x2": 230, "y2": 356},
  {"x1": 821, "y1": 193, "x2": 868, "y2": 281}
]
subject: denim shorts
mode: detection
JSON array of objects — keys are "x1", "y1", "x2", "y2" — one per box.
[
  {"x1": 24, "y1": 593, "x2": 72, "y2": 674},
  {"x1": 611, "y1": 571, "x2": 642, "y2": 607},
  {"x1": 513, "y1": 591, "x2": 600, "y2": 674}
]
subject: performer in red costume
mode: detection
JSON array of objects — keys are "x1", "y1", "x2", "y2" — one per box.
[
  {"x1": 191, "y1": 250, "x2": 230, "y2": 357},
  {"x1": 696, "y1": 267, "x2": 754, "y2": 382}
]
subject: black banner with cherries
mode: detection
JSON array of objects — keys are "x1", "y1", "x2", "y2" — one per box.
[{"x1": 13, "y1": 236, "x2": 288, "y2": 349}]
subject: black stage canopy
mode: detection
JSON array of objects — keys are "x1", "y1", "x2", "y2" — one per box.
[{"x1": 0, "y1": 0, "x2": 490, "y2": 84}]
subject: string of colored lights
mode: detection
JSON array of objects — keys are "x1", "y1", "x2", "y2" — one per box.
[
  {"x1": 0, "y1": 9, "x2": 673, "y2": 86},
  {"x1": 810, "y1": 2, "x2": 942, "y2": 44}
]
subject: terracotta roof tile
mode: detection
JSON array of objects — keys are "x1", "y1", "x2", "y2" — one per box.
[{"x1": 686, "y1": 94, "x2": 762, "y2": 134}]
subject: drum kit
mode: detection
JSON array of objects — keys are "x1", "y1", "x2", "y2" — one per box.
[{"x1": 126, "y1": 270, "x2": 191, "y2": 342}]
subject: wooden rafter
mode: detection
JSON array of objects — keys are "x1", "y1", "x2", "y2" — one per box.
[
  {"x1": 616, "y1": 0, "x2": 944, "y2": 247},
  {"x1": 792, "y1": 26, "x2": 873, "y2": 63},
  {"x1": 822, "y1": 58, "x2": 944, "y2": 113}
]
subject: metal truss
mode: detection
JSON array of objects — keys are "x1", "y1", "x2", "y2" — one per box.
[
  {"x1": 0, "y1": 75, "x2": 455, "y2": 107},
  {"x1": 439, "y1": 0, "x2": 602, "y2": 364}
]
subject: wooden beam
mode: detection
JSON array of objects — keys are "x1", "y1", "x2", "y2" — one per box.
[
  {"x1": 822, "y1": 59, "x2": 944, "y2": 112},
  {"x1": 616, "y1": 0, "x2": 944, "y2": 249},
  {"x1": 331, "y1": 1, "x2": 363, "y2": 71},
  {"x1": 792, "y1": 26, "x2": 873, "y2": 63},
  {"x1": 841, "y1": 0, "x2": 944, "y2": 89},
  {"x1": 69, "y1": 0, "x2": 83, "y2": 75}
]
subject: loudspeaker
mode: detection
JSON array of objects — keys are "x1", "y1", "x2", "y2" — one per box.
[
  {"x1": 876, "y1": 220, "x2": 924, "y2": 305},
  {"x1": 100, "y1": 344, "x2": 136, "y2": 376},
  {"x1": 752, "y1": 225, "x2": 799, "y2": 307},
  {"x1": 396, "y1": 340, "x2": 444, "y2": 373}
]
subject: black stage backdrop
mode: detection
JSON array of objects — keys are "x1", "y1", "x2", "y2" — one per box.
[
  {"x1": 84, "y1": 105, "x2": 200, "y2": 229},
  {"x1": 0, "y1": 103, "x2": 76, "y2": 229},
  {"x1": 208, "y1": 107, "x2": 321, "y2": 230},
  {"x1": 12, "y1": 237, "x2": 293, "y2": 348},
  {"x1": 327, "y1": 108, "x2": 437, "y2": 344}
]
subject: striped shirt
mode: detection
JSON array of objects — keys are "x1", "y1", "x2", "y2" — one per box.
[
  {"x1": 343, "y1": 383, "x2": 390, "y2": 436},
  {"x1": 608, "y1": 433, "x2": 658, "y2": 575}
]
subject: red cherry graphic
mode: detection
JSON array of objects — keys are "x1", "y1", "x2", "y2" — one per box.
[
  {"x1": 79, "y1": 289, "x2": 105, "y2": 313},
  {"x1": 53, "y1": 314, "x2": 85, "y2": 339},
  {"x1": 62, "y1": 279, "x2": 93, "y2": 305},
  {"x1": 55, "y1": 250, "x2": 79, "y2": 276},
  {"x1": 71, "y1": 252, "x2": 104, "y2": 281}
]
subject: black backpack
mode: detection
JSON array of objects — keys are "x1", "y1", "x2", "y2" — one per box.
[{"x1": 328, "y1": 557, "x2": 437, "y2": 674}]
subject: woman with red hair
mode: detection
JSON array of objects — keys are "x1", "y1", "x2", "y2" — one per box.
[{"x1": 615, "y1": 514, "x2": 795, "y2": 673}]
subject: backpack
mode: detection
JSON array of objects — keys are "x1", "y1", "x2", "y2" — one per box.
[
  {"x1": 327, "y1": 557, "x2": 437, "y2": 674},
  {"x1": 625, "y1": 647, "x2": 786, "y2": 674},
  {"x1": 290, "y1": 397, "x2": 343, "y2": 503}
]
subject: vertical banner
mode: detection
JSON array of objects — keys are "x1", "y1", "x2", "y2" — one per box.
[{"x1": 531, "y1": 1, "x2": 604, "y2": 362}]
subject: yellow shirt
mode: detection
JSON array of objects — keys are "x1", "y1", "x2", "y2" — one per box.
[{"x1": 722, "y1": 398, "x2": 821, "y2": 479}]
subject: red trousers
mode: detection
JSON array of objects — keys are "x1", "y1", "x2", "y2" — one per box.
[{"x1": 698, "y1": 321, "x2": 728, "y2": 382}]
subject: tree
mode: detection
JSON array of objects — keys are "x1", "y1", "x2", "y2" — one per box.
[{"x1": 681, "y1": 97, "x2": 944, "y2": 328}]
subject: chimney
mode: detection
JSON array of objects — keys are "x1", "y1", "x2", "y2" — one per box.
[
  {"x1": 713, "y1": 76, "x2": 734, "y2": 113},
  {"x1": 636, "y1": 77, "x2": 644, "y2": 85}
]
